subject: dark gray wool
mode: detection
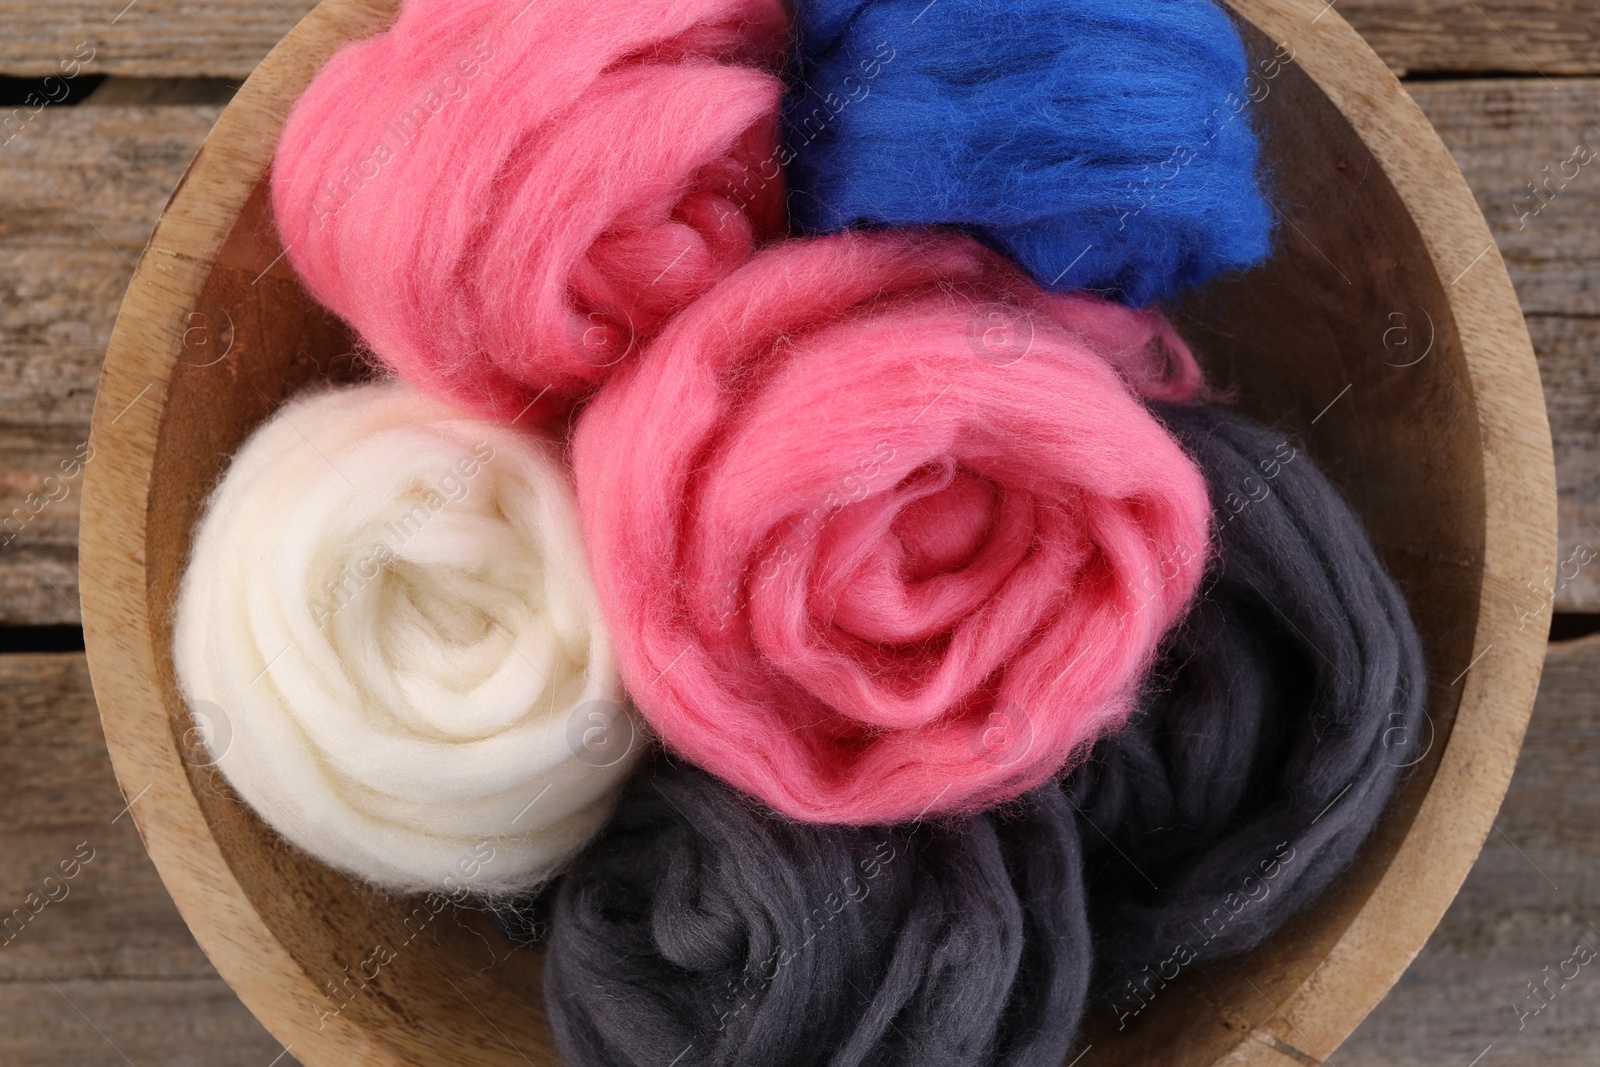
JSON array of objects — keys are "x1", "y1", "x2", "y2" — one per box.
[
  {"x1": 1067, "y1": 403, "x2": 1428, "y2": 1009},
  {"x1": 543, "y1": 759, "x2": 1090, "y2": 1067}
]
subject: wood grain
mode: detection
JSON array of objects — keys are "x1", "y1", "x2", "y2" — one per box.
[
  {"x1": 0, "y1": 103, "x2": 223, "y2": 625},
  {"x1": 0, "y1": 0, "x2": 1596, "y2": 78},
  {"x1": 0, "y1": 654, "x2": 295, "y2": 1066},
  {"x1": 0, "y1": 0, "x2": 318, "y2": 80},
  {"x1": 1410, "y1": 79, "x2": 1600, "y2": 614},
  {"x1": 0, "y1": 981, "x2": 296, "y2": 1067},
  {"x1": 1338, "y1": 0, "x2": 1600, "y2": 76},
  {"x1": 1339, "y1": 633, "x2": 1600, "y2": 1066}
]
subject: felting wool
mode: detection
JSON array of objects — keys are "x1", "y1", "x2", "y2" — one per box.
[
  {"x1": 573, "y1": 230, "x2": 1213, "y2": 824},
  {"x1": 173, "y1": 381, "x2": 642, "y2": 894},
  {"x1": 783, "y1": 0, "x2": 1274, "y2": 305},
  {"x1": 543, "y1": 760, "x2": 1091, "y2": 1067},
  {"x1": 1066, "y1": 404, "x2": 1427, "y2": 1001},
  {"x1": 272, "y1": 0, "x2": 790, "y2": 422}
]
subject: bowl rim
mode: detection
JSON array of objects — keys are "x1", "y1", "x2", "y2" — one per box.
[{"x1": 78, "y1": 0, "x2": 1557, "y2": 1062}]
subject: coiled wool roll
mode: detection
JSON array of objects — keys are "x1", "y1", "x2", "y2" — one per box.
[
  {"x1": 272, "y1": 0, "x2": 790, "y2": 422},
  {"x1": 783, "y1": 0, "x2": 1274, "y2": 306},
  {"x1": 1066, "y1": 404, "x2": 1427, "y2": 1004},
  {"x1": 544, "y1": 760, "x2": 1091, "y2": 1067},
  {"x1": 173, "y1": 381, "x2": 642, "y2": 894},
  {"x1": 574, "y1": 230, "x2": 1213, "y2": 824}
]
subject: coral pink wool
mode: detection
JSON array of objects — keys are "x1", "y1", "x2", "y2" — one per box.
[
  {"x1": 573, "y1": 231, "x2": 1213, "y2": 824},
  {"x1": 272, "y1": 0, "x2": 789, "y2": 422}
]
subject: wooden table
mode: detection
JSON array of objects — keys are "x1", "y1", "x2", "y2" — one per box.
[{"x1": 1, "y1": 3, "x2": 1596, "y2": 1063}]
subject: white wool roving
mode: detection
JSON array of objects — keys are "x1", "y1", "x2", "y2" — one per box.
[{"x1": 173, "y1": 380, "x2": 641, "y2": 894}]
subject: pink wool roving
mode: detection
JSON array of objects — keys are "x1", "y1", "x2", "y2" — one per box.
[
  {"x1": 574, "y1": 231, "x2": 1213, "y2": 824},
  {"x1": 272, "y1": 0, "x2": 789, "y2": 421}
]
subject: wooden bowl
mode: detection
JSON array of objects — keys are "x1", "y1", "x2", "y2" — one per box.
[{"x1": 79, "y1": 0, "x2": 1557, "y2": 1063}]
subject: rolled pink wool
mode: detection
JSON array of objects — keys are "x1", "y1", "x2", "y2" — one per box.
[
  {"x1": 573, "y1": 230, "x2": 1213, "y2": 824},
  {"x1": 272, "y1": 0, "x2": 789, "y2": 422}
]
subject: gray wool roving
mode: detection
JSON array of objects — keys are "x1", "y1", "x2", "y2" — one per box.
[
  {"x1": 1067, "y1": 403, "x2": 1428, "y2": 1013},
  {"x1": 543, "y1": 759, "x2": 1091, "y2": 1067}
]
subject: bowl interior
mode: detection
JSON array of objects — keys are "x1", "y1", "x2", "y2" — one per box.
[{"x1": 130, "y1": 12, "x2": 1490, "y2": 1067}]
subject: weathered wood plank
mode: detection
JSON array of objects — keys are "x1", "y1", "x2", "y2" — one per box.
[
  {"x1": 0, "y1": 104, "x2": 221, "y2": 428},
  {"x1": 0, "y1": 653, "x2": 296, "y2": 1063},
  {"x1": 3, "y1": 82, "x2": 1600, "y2": 620},
  {"x1": 0, "y1": 981, "x2": 296, "y2": 1067},
  {"x1": 1410, "y1": 80, "x2": 1600, "y2": 319},
  {"x1": 1340, "y1": 1, "x2": 1600, "y2": 76},
  {"x1": 1339, "y1": 633, "x2": 1600, "y2": 1064},
  {"x1": 0, "y1": 104, "x2": 222, "y2": 625},
  {"x1": 0, "y1": 0, "x2": 1595, "y2": 78},
  {"x1": 1409, "y1": 79, "x2": 1600, "y2": 612},
  {"x1": 0, "y1": 1, "x2": 317, "y2": 80},
  {"x1": 0, "y1": 653, "x2": 212, "y2": 979}
]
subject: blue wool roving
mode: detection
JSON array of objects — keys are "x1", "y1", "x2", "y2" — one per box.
[{"x1": 783, "y1": 0, "x2": 1275, "y2": 305}]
